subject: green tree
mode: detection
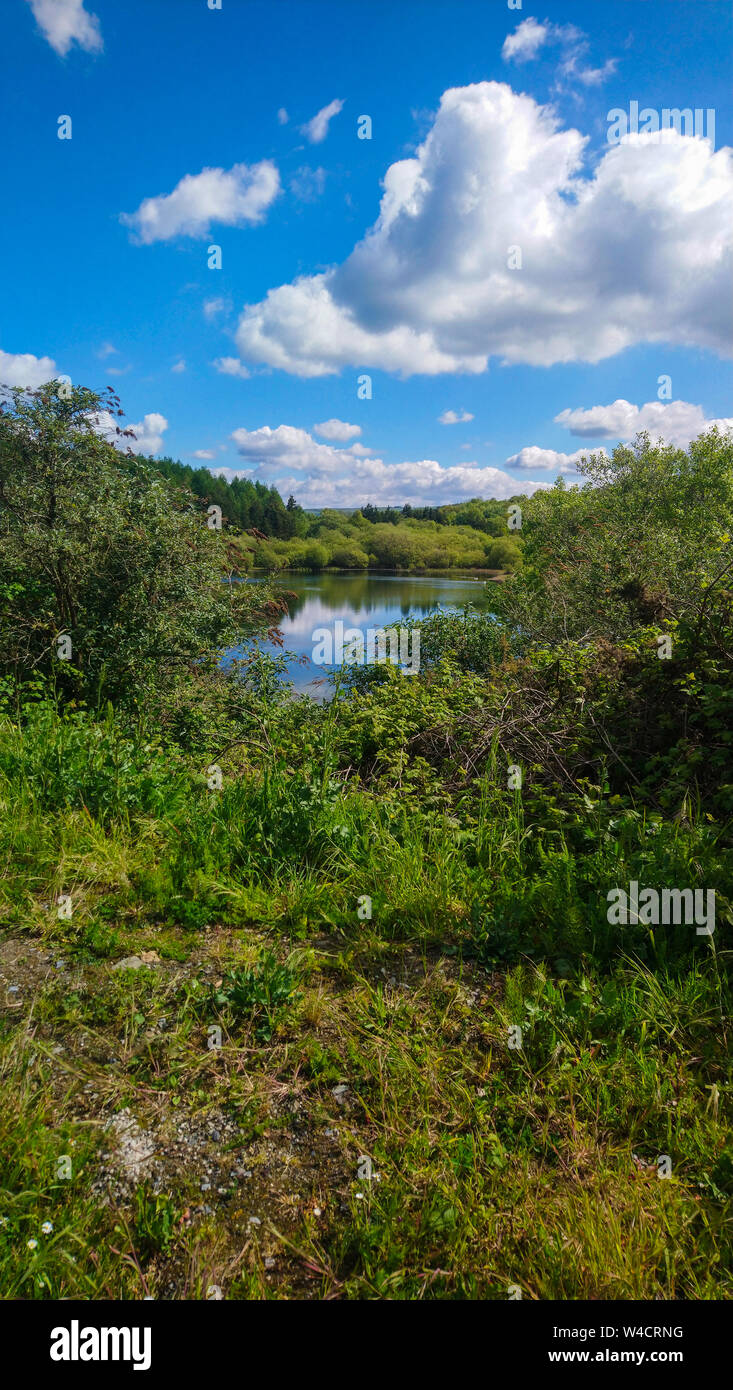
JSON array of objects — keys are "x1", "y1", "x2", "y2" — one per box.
[
  {"x1": 0, "y1": 382, "x2": 275, "y2": 708},
  {"x1": 494, "y1": 429, "x2": 733, "y2": 646},
  {"x1": 485, "y1": 536, "x2": 521, "y2": 571},
  {"x1": 301, "y1": 541, "x2": 329, "y2": 571}
]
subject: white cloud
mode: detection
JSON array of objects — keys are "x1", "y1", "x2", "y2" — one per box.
[
  {"x1": 236, "y1": 271, "x2": 473, "y2": 378},
  {"x1": 226, "y1": 423, "x2": 545, "y2": 507},
  {"x1": 25, "y1": 0, "x2": 102, "y2": 57},
  {"x1": 230, "y1": 425, "x2": 345, "y2": 472},
  {"x1": 130, "y1": 413, "x2": 168, "y2": 455},
  {"x1": 277, "y1": 108, "x2": 289, "y2": 125},
  {"x1": 171, "y1": 359, "x2": 186, "y2": 373},
  {"x1": 212, "y1": 357, "x2": 251, "y2": 379},
  {"x1": 0, "y1": 348, "x2": 57, "y2": 388},
  {"x1": 121, "y1": 161, "x2": 281, "y2": 243},
  {"x1": 203, "y1": 297, "x2": 231, "y2": 320},
  {"x1": 561, "y1": 54, "x2": 617, "y2": 87},
  {"x1": 502, "y1": 18, "x2": 549, "y2": 63},
  {"x1": 94, "y1": 410, "x2": 168, "y2": 456},
  {"x1": 506, "y1": 400, "x2": 733, "y2": 477},
  {"x1": 555, "y1": 399, "x2": 733, "y2": 447},
  {"x1": 506, "y1": 445, "x2": 596, "y2": 473},
  {"x1": 313, "y1": 418, "x2": 362, "y2": 441},
  {"x1": 191, "y1": 449, "x2": 216, "y2": 460},
  {"x1": 439, "y1": 409, "x2": 474, "y2": 424},
  {"x1": 96, "y1": 341, "x2": 118, "y2": 359},
  {"x1": 230, "y1": 83, "x2": 733, "y2": 379},
  {"x1": 300, "y1": 98, "x2": 344, "y2": 144},
  {"x1": 503, "y1": 18, "x2": 616, "y2": 88}
]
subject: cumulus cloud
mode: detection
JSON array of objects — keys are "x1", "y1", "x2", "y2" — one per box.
[
  {"x1": 121, "y1": 161, "x2": 281, "y2": 243},
  {"x1": 555, "y1": 399, "x2": 733, "y2": 448},
  {"x1": 191, "y1": 449, "x2": 216, "y2": 460},
  {"x1": 439, "y1": 409, "x2": 474, "y2": 424},
  {"x1": 171, "y1": 359, "x2": 186, "y2": 373},
  {"x1": 96, "y1": 341, "x2": 118, "y2": 359},
  {"x1": 501, "y1": 17, "x2": 549, "y2": 63},
  {"x1": 230, "y1": 425, "x2": 347, "y2": 473},
  {"x1": 25, "y1": 0, "x2": 102, "y2": 57},
  {"x1": 505, "y1": 399, "x2": 733, "y2": 481},
  {"x1": 0, "y1": 348, "x2": 57, "y2": 388},
  {"x1": 277, "y1": 108, "x2": 289, "y2": 125},
  {"x1": 229, "y1": 83, "x2": 732, "y2": 379},
  {"x1": 313, "y1": 418, "x2": 362, "y2": 441},
  {"x1": 94, "y1": 410, "x2": 168, "y2": 456},
  {"x1": 506, "y1": 445, "x2": 597, "y2": 473},
  {"x1": 226, "y1": 423, "x2": 545, "y2": 507},
  {"x1": 301, "y1": 98, "x2": 344, "y2": 144}
]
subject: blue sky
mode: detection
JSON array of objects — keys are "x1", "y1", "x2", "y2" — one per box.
[{"x1": 1, "y1": 0, "x2": 731, "y2": 506}]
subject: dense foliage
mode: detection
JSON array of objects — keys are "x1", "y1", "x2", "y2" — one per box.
[
  {"x1": 0, "y1": 383, "x2": 281, "y2": 709},
  {"x1": 232, "y1": 506, "x2": 523, "y2": 573}
]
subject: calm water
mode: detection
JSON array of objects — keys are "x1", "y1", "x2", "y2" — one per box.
[{"x1": 241, "y1": 571, "x2": 490, "y2": 697}]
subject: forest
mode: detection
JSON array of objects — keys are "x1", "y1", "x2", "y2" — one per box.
[{"x1": 153, "y1": 455, "x2": 523, "y2": 572}]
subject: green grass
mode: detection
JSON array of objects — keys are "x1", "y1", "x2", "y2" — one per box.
[{"x1": 0, "y1": 692, "x2": 730, "y2": 1299}]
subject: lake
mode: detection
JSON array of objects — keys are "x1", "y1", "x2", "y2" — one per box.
[{"x1": 242, "y1": 571, "x2": 490, "y2": 697}]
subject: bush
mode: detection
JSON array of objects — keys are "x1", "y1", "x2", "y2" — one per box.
[
  {"x1": 485, "y1": 536, "x2": 521, "y2": 570},
  {"x1": 302, "y1": 541, "x2": 329, "y2": 571},
  {"x1": 329, "y1": 543, "x2": 369, "y2": 569}
]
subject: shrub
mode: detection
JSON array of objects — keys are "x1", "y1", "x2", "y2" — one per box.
[
  {"x1": 329, "y1": 543, "x2": 370, "y2": 569},
  {"x1": 210, "y1": 951, "x2": 299, "y2": 1041}
]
